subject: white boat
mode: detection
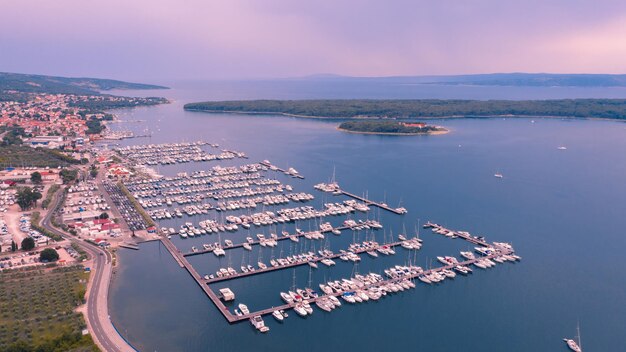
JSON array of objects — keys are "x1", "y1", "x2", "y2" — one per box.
[
  {"x1": 563, "y1": 323, "x2": 583, "y2": 352},
  {"x1": 272, "y1": 310, "x2": 284, "y2": 322},
  {"x1": 494, "y1": 173, "x2": 503, "y2": 178},
  {"x1": 250, "y1": 315, "x2": 269, "y2": 333},
  {"x1": 308, "y1": 261, "x2": 318, "y2": 269},
  {"x1": 558, "y1": 146, "x2": 567, "y2": 150},
  {"x1": 238, "y1": 303, "x2": 250, "y2": 315},
  {"x1": 294, "y1": 304, "x2": 308, "y2": 317}
]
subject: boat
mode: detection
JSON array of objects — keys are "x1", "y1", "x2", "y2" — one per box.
[
  {"x1": 280, "y1": 291, "x2": 294, "y2": 303},
  {"x1": 558, "y1": 146, "x2": 567, "y2": 150},
  {"x1": 272, "y1": 310, "x2": 284, "y2": 322},
  {"x1": 238, "y1": 303, "x2": 249, "y2": 315},
  {"x1": 563, "y1": 323, "x2": 583, "y2": 352},
  {"x1": 308, "y1": 261, "x2": 318, "y2": 269},
  {"x1": 250, "y1": 315, "x2": 269, "y2": 333},
  {"x1": 494, "y1": 173, "x2": 503, "y2": 178},
  {"x1": 294, "y1": 303, "x2": 308, "y2": 317}
]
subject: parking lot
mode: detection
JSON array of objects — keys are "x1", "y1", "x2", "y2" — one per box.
[{"x1": 102, "y1": 181, "x2": 148, "y2": 231}]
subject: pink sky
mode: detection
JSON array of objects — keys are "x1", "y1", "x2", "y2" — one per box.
[{"x1": 2, "y1": 0, "x2": 626, "y2": 80}]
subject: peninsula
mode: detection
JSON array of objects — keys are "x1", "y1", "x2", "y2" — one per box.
[
  {"x1": 184, "y1": 99, "x2": 626, "y2": 120},
  {"x1": 338, "y1": 120, "x2": 448, "y2": 135}
]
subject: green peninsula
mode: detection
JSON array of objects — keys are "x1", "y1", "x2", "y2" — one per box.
[{"x1": 184, "y1": 99, "x2": 626, "y2": 120}]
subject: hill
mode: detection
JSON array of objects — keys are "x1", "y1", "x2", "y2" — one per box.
[{"x1": 0, "y1": 72, "x2": 168, "y2": 95}]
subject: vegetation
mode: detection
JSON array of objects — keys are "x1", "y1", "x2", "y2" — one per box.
[
  {"x1": 339, "y1": 120, "x2": 447, "y2": 134},
  {"x1": 40, "y1": 248, "x2": 60, "y2": 262},
  {"x1": 20, "y1": 237, "x2": 35, "y2": 251},
  {"x1": 42, "y1": 184, "x2": 60, "y2": 209},
  {"x1": 0, "y1": 266, "x2": 97, "y2": 351},
  {"x1": 1, "y1": 126, "x2": 28, "y2": 146},
  {"x1": 59, "y1": 169, "x2": 78, "y2": 184},
  {"x1": 85, "y1": 118, "x2": 104, "y2": 135},
  {"x1": 16, "y1": 187, "x2": 42, "y2": 211},
  {"x1": 30, "y1": 172, "x2": 42, "y2": 184},
  {"x1": 30, "y1": 212, "x2": 62, "y2": 242},
  {"x1": 0, "y1": 145, "x2": 80, "y2": 168},
  {"x1": 184, "y1": 99, "x2": 626, "y2": 120}
]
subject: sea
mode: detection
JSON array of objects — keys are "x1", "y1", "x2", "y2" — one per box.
[{"x1": 105, "y1": 79, "x2": 626, "y2": 352}]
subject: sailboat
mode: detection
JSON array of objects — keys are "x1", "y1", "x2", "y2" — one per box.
[{"x1": 563, "y1": 323, "x2": 582, "y2": 352}]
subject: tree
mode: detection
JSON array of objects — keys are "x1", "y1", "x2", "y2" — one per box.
[
  {"x1": 59, "y1": 168, "x2": 78, "y2": 184},
  {"x1": 30, "y1": 171, "x2": 42, "y2": 184},
  {"x1": 11, "y1": 240, "x2": 17, "y2": 252},
  {"x1": 21, "y1": 237, "x2": 35, "y2": 251},
  {"x1": 98, "y1": 212, "x2": 109, "y2": 220},
  {"x1": 16, "y1": 187, "x2": 42, "y2": 211},
  {"x1": 39, "y1": 248, "x2": 59, "y2": 262}
]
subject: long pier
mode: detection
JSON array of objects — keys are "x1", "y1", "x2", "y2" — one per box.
[
  {"x1": 202, "y1": 240, "x2": 406, "y2": 284},
  {"x1": 339, "y1": 190, "x2": 406, "y2": 215},
  {"x1": 159, "y1": 236, "x2": 239, "y2": 323}
]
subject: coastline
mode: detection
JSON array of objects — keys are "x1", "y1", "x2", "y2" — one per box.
[{"x1": 336, "y1": 126, "x2": 450, "y2": 136}]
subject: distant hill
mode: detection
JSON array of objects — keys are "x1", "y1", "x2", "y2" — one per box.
[
  {"x1": 0, "y1": 72, "x2": 168, "y2": 95},
  {"x1": 295, "y1": 73, "x2": 626, "y2": 87}
]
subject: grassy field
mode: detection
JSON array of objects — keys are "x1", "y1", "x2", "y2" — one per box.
[
  {"x1": 0, "y1": 266, "x2": 98, "y2": 351},
  {"x1": 0, "y1": 145, "x2": 80, "y2": 168}
]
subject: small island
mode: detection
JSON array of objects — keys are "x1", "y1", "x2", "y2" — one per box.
[{"x1": 338, "y1": 120, "x2": 448, "y2": 135}]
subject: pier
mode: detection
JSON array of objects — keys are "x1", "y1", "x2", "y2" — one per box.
[
  {"x1": 202, "y1": 240, "x2": 406, "y2": 284},
  {"x1": 159, "y1": 236, "x2": 239, "y2": 322},
  {"x1": 339, "y1": 190, "x2": 407, "y2": 215},
  {"x1": 226, "y1": 248, "x2": 514, "y2": 323},
  {"x1": 260, "y1": 160, "x2": 305, "y2": 179}
]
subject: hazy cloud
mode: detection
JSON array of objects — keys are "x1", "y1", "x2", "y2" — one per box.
[{"x1": 1, "y1": 0, "x2": 626, "y2": 80}]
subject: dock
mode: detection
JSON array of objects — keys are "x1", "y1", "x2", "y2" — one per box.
[
  {"x1": 226, "y1": 248, "x2": 514, "y2": 323},
  {"x1": 202, "y1": 240, "x2": 406, "y2": 284},
  {"x1": 339, "y1": 190, "x2": 406, "y2": 215},
  {"x1": 119, "y1": 243, "x2": 140, "y2": 250},
  {"x1": 260, "y1": 160, "x2": 305, "y2": 179},
  {"x1": 159, "y1": 236, "x2": 239, "y2": 322}
]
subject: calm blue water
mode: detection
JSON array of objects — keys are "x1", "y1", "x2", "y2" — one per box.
[{"x1": 108, "y1": 81, "x2": 626, "y2": 352}]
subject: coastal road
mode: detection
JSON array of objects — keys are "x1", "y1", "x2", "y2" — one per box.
[{"x1": 42, "y1": 188, "x2": 134, "y2": 352}]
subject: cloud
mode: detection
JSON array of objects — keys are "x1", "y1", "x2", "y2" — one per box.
[{"x1": 1, "y1": 0, "x2": 626, "y2": 79}]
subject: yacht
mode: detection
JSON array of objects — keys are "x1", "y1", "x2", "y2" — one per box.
[
  {"x1": 272, "y1": 310, "x2": 285, "y2": 322},
  {"x1": 238, "y1": 303, "x2": 250, "y2": 315},
  {"x1": 494, "y1": 173, "x2": 503, "y2": 178},
  {"x1": 250, "y1": 315, "x2": 269, "y2": 333}
]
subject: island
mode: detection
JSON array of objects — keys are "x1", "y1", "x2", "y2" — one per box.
[
  {"x1": 184, "y1": 99, "x2": 626, "y2": 120},
  {"x1": 338, "y1": 120, "x2": 448, "y2": 135}
]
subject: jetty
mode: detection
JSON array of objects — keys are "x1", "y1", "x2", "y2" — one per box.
[
  {"x1": 339, "y1": 190, "x2": 407, "y2": 215},
  {"x1": 202, "y1": 239, "x2": 406, "y2": 284},
  {"x1": 260, "y1": 160, "x2": 305, "y2": 179}
]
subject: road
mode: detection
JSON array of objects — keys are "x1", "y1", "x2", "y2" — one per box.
[{"x1": 42, "y1": 187, "x2": 135, "y2": 352}]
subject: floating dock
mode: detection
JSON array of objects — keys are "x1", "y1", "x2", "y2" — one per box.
[
  {"x1": 202, "y1": 240, "x2": 406, "y2": 284},
  {"x1": 339, "y1": 190, "x2": 406, "y2": 215},
  {"x1": 260, "y1": 160, "x2": 305, "y2": 179}
]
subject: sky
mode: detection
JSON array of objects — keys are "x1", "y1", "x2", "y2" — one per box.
[{"x1": 2, "y1": 0, "x2": 626, "y2": 81}]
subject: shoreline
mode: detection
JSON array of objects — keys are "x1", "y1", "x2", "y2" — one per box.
[{"x1": 336, "y1": 126, "x2": 450, "y2": 136}]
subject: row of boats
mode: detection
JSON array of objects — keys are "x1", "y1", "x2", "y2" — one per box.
[{"x1": 115, "y1": 142, "x2": 246, "y2": 165}]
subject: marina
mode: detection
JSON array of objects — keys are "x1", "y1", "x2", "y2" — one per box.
[{"x1": 123, "y1": 146, "x2": 523, "y2": 330}]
